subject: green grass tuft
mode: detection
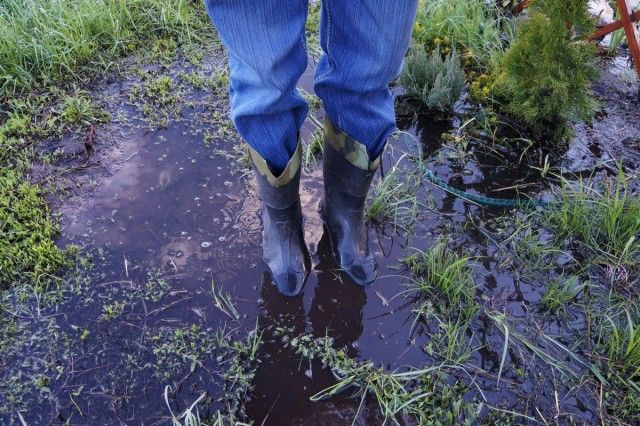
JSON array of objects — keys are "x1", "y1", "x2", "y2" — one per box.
[
  {"x1": 412, "y1": 0, "x2": 509, "y2": 70},
  {"x1": 0, "y1": 0, "x2": 211, "y2": 97}
]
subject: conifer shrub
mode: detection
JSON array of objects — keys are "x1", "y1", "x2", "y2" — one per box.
[
  {"x1": 490, "y1": 0, "x2": 598, "y2": 142},
  {"x1": 399, "y1": 47, "x2": 465, "y2": 112}
]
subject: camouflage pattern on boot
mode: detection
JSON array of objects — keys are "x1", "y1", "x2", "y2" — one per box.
[
  {"x1": 323, "y1": 118, "x2": 381, "y2": 171},
  {"x1": 248, "y1": 141, "x2": 309, "y2": 296},
  {"x1": 320, "y1": 118, "x2": 381, "y2": 286}
]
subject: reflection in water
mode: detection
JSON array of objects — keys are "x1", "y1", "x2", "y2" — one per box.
[
  {"x1": 309, "y1": 231, "x2": 366, "y2": 357},
  {"x1": 247, "y1": 229, "x2": 372, "y2": 425}
]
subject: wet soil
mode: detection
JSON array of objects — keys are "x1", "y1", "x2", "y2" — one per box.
[{"x1": 2, "y1": 43, "x2": 639, "y2": 424}]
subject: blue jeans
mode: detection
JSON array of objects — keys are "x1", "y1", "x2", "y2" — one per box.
[{"x1": 204, "y1": 0, "x2": 418, "y2": 173}]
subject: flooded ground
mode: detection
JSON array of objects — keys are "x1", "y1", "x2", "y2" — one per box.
[{"x1": 2, "y1": 39, "x2": 639, "y2": 424}]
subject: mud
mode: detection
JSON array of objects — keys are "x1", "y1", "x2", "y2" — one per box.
[{"x1": 2, "y1": 43, "x2": 639, "y2": 424}]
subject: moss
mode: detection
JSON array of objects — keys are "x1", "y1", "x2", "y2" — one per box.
[{"x1": 0, "y1": 168, "x2": 71, "y2": 286}]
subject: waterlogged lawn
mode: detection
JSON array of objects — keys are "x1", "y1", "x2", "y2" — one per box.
[{"x1": 1, "y1": 0, "x2": 640, "y2": 424}]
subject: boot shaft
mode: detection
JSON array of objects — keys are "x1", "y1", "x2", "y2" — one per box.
[{"x1": 248, "y1": 141, "x2": 302, "y2": 209}]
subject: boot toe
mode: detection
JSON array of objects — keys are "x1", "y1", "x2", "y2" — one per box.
[
  {"x1": 272, "y1": 267, "x2": 307, "y2": 297},
  {"x1": 342, "y1": 256, "x2": 378, "y2": 286}
]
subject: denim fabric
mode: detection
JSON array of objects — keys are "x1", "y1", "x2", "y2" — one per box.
[{"x1": 204, "y1": 0, "x2": 418, "y2": 173}]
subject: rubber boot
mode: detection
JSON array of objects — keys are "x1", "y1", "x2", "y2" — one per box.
[
  {"x1": 320, "y1": 119, "x2": 381, "y2": 286},
  {"x1": 248, "y1": 141, "x2": 308, "y2": 297}
]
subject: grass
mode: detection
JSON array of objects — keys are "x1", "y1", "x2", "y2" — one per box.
[
  {"x1": 0, "y1": 0, "x2": 212, "y2": 292},
  {"x1": 412, "y1": 0, "x2": 510, "y2": 70},
  {"x1": 276, "y1": 329, "x2": 480, "y2": 425},
  {"x1": 366, "y1": 155, "x2": 421, "y2": 233},
  {"x1": 540, "y1": 275, "x2": 587, "y2": 313},
  {"x1": 0, "y1": 168, "x2": 72, "y2": 287},
  {"x1": 401, "y1": 237, "x2": 480, "y2": 361},
  {"x1": 0, "y1": 0, "x2": 212, "y2": 97},
  {"x1": 545, "y1": 173, "x2": 640, "y2": 269},
  {"x1": 602, "y1": 309, "x2": 640, "y2": 380},
  {"x1": 402, "y1": 238, "x2": 476, "y2": 312}
]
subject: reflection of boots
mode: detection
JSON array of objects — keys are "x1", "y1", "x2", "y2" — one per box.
[
  {"x1": 320, "y1": 119, "x2": 380, "y2": 286},
  {"x1": 249, "y1": 142, "x2": 308, "y2": 296},
  {"x1": 310, "y1": 231, "x2": 366, "y2": 356}
]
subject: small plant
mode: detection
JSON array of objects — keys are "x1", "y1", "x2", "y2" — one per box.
[
  {"x1": 302, "y1": 127, "x2": 323, "y2": 171},
  {"x1": 144, "y1": 75, "x2": 175, "y2": 106},
  {"x1": 366, "y1": 158, "x2": 420, "y2": 232},
  {"x1": 412, "y1": 0, "x2": 509, "y2": 70},
  {"x1": 540, "y1": 275, "x2": 586, "y2": 312},
  {"x1": 400, "y1": 46, "x2": 465, "y2": 112},
  {"x1": 275, "y1": 329, "x2": 479, "y2": 424},
  {"x1": 603, "y1": 309, "x2": 640, "y2": 380},
  {"x1": 402, "y1": 238, "x2": 479, "y2": 360},
  {"x1": 58, "y1": 93, "x2": 111, "y2": 128},
  {"x1": 0, "y1": 169, "x2": 72, "y2": 286},
  {"x1": 545, "y1": 173, "x2": 640, "y2": 269},
  {"x1": 402, "y1": 238, "x2": 476, "y2": 311},
  {"x1": 490, "y1": 0, "x2": 598, "y2": 141}
]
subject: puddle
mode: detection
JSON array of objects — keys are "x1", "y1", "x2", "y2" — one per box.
[{"x1": 3, "y1": 45, "x2": 639, "y2": 424}]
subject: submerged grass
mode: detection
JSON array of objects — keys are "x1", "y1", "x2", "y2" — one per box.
[{"x1": 276, "y1": 329, "x2": 480, "y2": 425}]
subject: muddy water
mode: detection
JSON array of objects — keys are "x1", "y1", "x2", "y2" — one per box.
[{"x1": 5, "y1": 47, "x2": 638, "y2": 424}]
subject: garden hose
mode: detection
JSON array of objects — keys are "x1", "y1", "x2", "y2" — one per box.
[{"x1": 421, "y1": 167, "x2": 548, "y2": 208}]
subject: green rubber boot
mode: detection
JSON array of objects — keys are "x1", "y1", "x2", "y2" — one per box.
[
  {"x1": 320, "y1": 119, "x2": 381, "y2": 286},
  {"x1": 248, "y1": 142, "x2": 308, "y2": 297}
]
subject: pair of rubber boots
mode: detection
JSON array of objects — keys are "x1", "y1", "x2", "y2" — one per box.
[{"x1": 248, "y1": 119, "x2": 381, "y2": 297}]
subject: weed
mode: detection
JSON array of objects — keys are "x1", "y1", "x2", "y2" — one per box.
[
  {"x1": 510, "y1": 222, "x2": 563, "y2": 279},
  {"x1": 0, "y1": 169, "x2": 72, "y2": 286},
  {"x1": 540, "y1": 275, "x2": 587, "y2": 313},
  {"x1": 603, "y1": 309, "x2": 640, "y2": 380},
  {"x1": 55, "y1": 92, "x2": 111, "y2": 129},
  {"x1": 276, "y1": 329, "x2": 480, "y2": 424},
  {"x1": 180, "y1": 71, "x2": 207, "y2": 90},
  {"x1": 100, "y1": 301, "x2": 126, "y2": 320},
  {"x1": 412, "y1": 0, "x2": 509, "y2": 70},
  {"x1": 302, "y1": 127, "x2": 323, "y2": 171},
  {"x1": 399, "y1": 46, "x2": 465, "y2": 112},
  {"x1": 215, "y1": 324, "x2": 262, "y2": 422},
  {"x1": 545, "y1": 173, "x2": 640, "y2": 269},
  {"x1": 211, "y1": 279, "x2": 240, "y2": 320},
  {"x1": 402, "y1": 238, "x2": 476, "y2": 313},
  {"x1": 165, "y1": 387, "x2": 207, "y2": 426},
  {"x1": 486, "y1": 311, "x2": 578, "y2": 383},
  {"x1": 366, "y1": 157, "x2": 420, "y2": 232},
  {"x1": 402, "y1": 238, "x2": 479, "y2": 360},
  {"x1": 144, "y1": 75, "x2": 176, "y2": 106}
]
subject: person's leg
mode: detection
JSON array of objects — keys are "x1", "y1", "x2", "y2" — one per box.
[
  {"x1": 316, "y1": 0, "x2": 418, "y2": 285},
  {"x1": 204, "y1": 0, "x2": 310, "y2": 295},
  {"x1": 204, "y1": 0, "x2": 309, "y2": 173},
  {"x1": 315, "y1": 0, "x2": 418, "y2": 159}
]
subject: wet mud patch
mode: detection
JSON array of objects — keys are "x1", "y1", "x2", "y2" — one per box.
[{"x1": 2, "y1": 40, "x2": 639, "y2": 424}]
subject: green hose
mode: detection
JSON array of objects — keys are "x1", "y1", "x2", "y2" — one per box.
[{"x1": 422, "y1": 168, "x2": 548, "y2": 208}]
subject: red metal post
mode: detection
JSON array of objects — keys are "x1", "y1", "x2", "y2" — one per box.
[{"x1": 615, "y1": 0, "x2": 640, "y2": 76}]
